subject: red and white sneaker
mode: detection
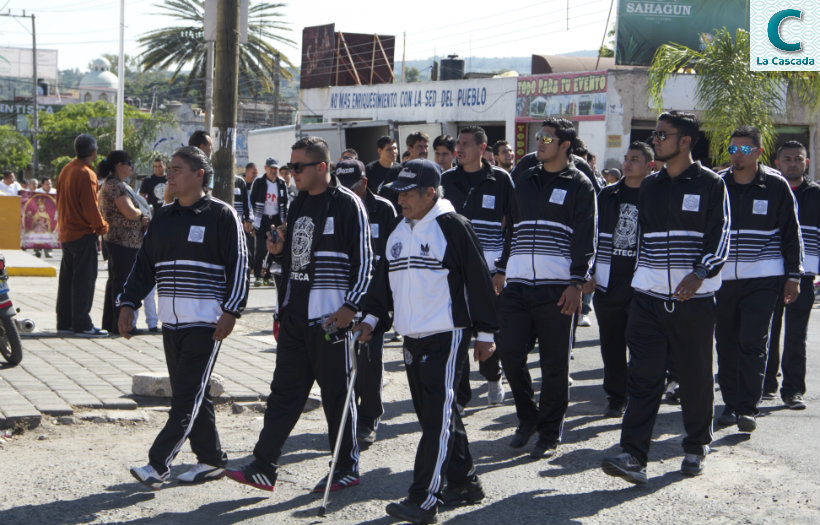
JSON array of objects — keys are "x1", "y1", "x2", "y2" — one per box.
[{"x1": 312, "y1": 470, "x2": 360, "y2": 493}]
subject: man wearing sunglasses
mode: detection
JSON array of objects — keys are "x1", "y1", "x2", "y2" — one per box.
[
  {"x1": 495, "y1": 117, "x2": 597, "y2": 460},
  {"x1": 227, "y1": 136, "x2": 373, "y2": 495},
  {"x1": 714, "y1": 126, "x2": 803, "y2": 434},
  {"x1": 602, "y1": 111, "x2": 730, "y2": 484}
]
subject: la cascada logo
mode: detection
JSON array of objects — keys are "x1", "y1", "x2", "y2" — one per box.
[{"x1": 750, "y1": 1, "x2": 820, "y2": 71}]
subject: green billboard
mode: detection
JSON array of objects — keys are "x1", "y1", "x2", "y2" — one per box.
[{"x1": 616, "y1": 0, "x2": 749, "y2": 66}]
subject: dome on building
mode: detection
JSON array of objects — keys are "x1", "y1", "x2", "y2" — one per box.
[{"x1": 79, "y1": 57, "x2": 119, "y2": 90}]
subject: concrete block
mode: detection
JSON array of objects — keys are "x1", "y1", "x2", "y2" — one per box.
[{"x1": 131, "y1": 372, "x2": 225, "y2": 398}]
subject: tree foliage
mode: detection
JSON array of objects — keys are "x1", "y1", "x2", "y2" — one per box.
[
  {"x1": 648, "y1": 28, "x2": 820, "y2": 164},
  {"x1": 0, "y1": 125, "x2": 33, "y2": 174}
]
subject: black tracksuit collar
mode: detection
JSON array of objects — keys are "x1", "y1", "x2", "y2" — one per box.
[
  {"x1": 170, "y1": 193, "x2": 211, "y2": 214},
  {"x1": 724, "y1": 164, "x2": 767, "y2": 188},
  {"x1": 656, "y1": 161, "x2": 705, "y2": 182}
]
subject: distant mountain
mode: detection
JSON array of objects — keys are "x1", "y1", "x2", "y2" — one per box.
[{"x1": 400, "y1": 51, "x2": 600, "y2": 81}]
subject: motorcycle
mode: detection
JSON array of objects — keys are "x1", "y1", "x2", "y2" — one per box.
[{"x1": 0, "y1": 254, "x2": 35, "y2": 367}]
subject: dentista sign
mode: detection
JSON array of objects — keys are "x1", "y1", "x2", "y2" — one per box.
[{"x1": 750, "y1": 1, "x2": 820, "y2": 71}]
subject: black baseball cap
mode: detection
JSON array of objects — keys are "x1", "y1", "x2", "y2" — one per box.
[
  {"x1": 387, "y1": 159, "x2": 441, "y2": 192},
  {"x1": 335, "y1": 159, "x2": 366, "y2": 188},
  {"x1": 265, "y1": 157, "x2": 280, "y2": 168}
]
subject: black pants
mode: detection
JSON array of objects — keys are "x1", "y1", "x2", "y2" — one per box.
[
  {"x1": 102, "y1": 242, "x2": 138, "y2": 333},
  {"x1": 56, "y1": 233, "x2": 99, "y2": 332},
  {"x1": 245, "y1": 231, "x2": 255, "y2": 273},
  {"x1": 254, "y1": 312, "x2": 359, "y2": 473},
  {"x1": 456, "y1": 349, "x2": 502, "y2": 407},
  {"x1": 148, "y1": 326, "x2": 225, "y2": 475},
  {"x1": 621, "y1": 293, "x2": 714, "y2": 466},
  {"x1": 498, "y1": 283, "x2": 573, "y2": 444},
  {"x1": 765, "y1": 275, "x2": 813, "y2": 397},
  {"x1": 253, "y1": 215, "x2": 281, "y2": 278},
  {"x1": 356, "y1": 329, "x2": 385, "y2": 431},
  {"x1": 715, "y1": 277, "x2": 779, "y2": 416},
  {"x1": 593, "y1": 291, "x2": 631, "y2": 406},
  {"x1": 404, "y1": 329, "x2": 475, "y2": 511}
]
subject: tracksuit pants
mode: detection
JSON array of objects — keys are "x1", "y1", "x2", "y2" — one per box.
[
  {"x1": 404, "y1": 329, "x2": 476, "y2": 511},
  {"x1": 765, "y1": 275, "x2": 813, "y2": 397},
  {"x1": 356, "y1": 329, "x2": 385, "y2": 432},
  {"x1": 56, "y1": 233, "x2": 99, "y2": 333},
  {"x1": 715, "y1": 277, "x2": 780, "y2": 416},
  {"x1": 253, "y1": 214, "x2": 281, "y2": 279},
  {"x1": 456, "y1": 294, "x2": 503, "y2": 407},
  {"x1": 253, "y1": 312, "x2": 359, "y2": 474},
  {"x1": 592, "y1": 291, "x2": 631, "y2": 407},
  {"x1": 621, "y1": 293, "x2": 714, "y2": 466},
  {"x1": 148, "y1": 326, "x2": 225, "y2": 475},
  {"x1": 498, "y1": 283, "x2": 574, "y2": 444}
]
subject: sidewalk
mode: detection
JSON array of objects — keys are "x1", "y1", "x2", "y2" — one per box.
[{"x1": 0, "y1": 251, "x2": 282, "y2": 429}]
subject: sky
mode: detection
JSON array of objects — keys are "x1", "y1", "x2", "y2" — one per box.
[{"x1": 0, "y1": 0, "x2": 615, "y2": 75}]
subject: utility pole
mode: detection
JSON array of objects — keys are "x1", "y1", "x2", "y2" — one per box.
[
  {"x1": 273, "y1": 52, "x2": 280, "y2": 126},
  {"x1": 212, "y1": 0, "x2": 240, "y2": 204},
  {"x1": 115, "y1": 0, "x2": 125, "y2": 149},
  {"x1": 30, "y1": 13, "x2": 39, "y2": 177},
  {"x1": 205, "y1": 41, "x2": 214, "y2": 131}
]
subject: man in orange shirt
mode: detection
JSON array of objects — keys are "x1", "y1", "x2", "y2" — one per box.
[{"x1": 55, "y1": 134, "x2": 109, "y2": 337}]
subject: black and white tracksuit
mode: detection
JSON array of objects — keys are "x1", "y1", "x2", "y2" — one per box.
[
  {"x1": 510, "y1": 151, "x2": 602, "y2": 193},
  {"x1": 716, "y1": 165, "x2": 803, "y2": 416},
  {"x1": 495, "y1": 162, "x2": 597, "y2": 444},
  {"x1": 361, "y1": 198, "x2": 499, "y2": 511},
  {"x1": 249, "y1": 175, "x2": 289, "y2": 279},
  {"x1": 253, "y1": 178, "x2": 373, "y2": 476},
  {"x1": 355, "y1": 190, "x2": 397, "y2": 433},
  {"x1": 766, "y1": 178, "x2": 820, "y2": 397},
  {"x1": 235, "y1": 176, "x2": 255, "y2": 267},
  {"x1": 118, "y1": 194, "x2": 249, "y2": 476},
  {"x1": 622, "y1": 162, "x2": 730, "y2": 466},
  {"x1": 441, "y1": 159, "x2": 514, "y2": 403}
]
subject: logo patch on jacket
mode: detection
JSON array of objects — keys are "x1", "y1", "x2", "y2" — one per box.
[
  {"x1": 549, "y1": 188, "x2": 567, "y2": 205},
  {"x1": 682, "y1": 194, "x2": 701, "y2": 212},
  {"x1": 482, "y1": 194, "x2": 496, "y2": 209},
  {"x1": 187, "y1": 225, "x2": 206, "y2": 243},
  {"x1": 370, "y1": 223, "x2": 379, "y2": 238},
  {"x1": 420, "y1": 243, "x2": 430, "y2": 255},
  {"x1": 753, "y1": 200, "x2": 768, "y2": 215},
  {"x1": 391, "y1": 241, "x2": 403, "y2": 258},
  {"x1": 323, "y1": 217, "x2": 334, "y2": 235}
]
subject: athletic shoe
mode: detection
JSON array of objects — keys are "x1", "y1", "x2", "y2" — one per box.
[
  {"x1": 177, "y1": 463, "x2": 225, "y2": 483},
  {"x1": 680, "y1": 454, "x2": 705, "y2": 476},
  {"x1": 312, "y1": 470, "x2": 360, "y2": 493},
  {"x1": 509, "y1": 427, "x2": 536, "y2": 449},
  {"x1": 601, "y1": 452, "x2": 647, "y2": 485},
  {"x1": 737, "y1": 414, "x2": 757, "y2": 433},
  {"x1": 578, "y1": 315, "x2": 592, "y2": 327},
  {"x1": 57, "y1": 329, "x2": 73, "y2": 335},
  {"x1": 487, "y1": 380, "x2": 505, "y2": 405},
  {"x1": 604, "y1": 402, "x2": 625, "y2": 419},
  {"x1": 663, "y1": 380, "x2": 680, "y2": 404},
  {"x1": 783, "y1": 394, "x2": 807, "y2": 410},
  {"x1": 263, "y1": 278, "x2": 273, "y2": 287},
  {"x1": 253, "y1": 278, "x2": 262, "y2": 287},
  {"x1": 148, "y1": 326, "x2": 159, "y2": 333},
  {"x1": 761, "y1": 391, "x2": 777, "y2": 401},
  {"x1": 75, "y1": 327, "x2": 108, "y2": 338},
  {"x1": 530, "y1": 438, "x2": 558, "y2": 459},
  {"x1": 440, "y1": 475, "x2": 485, "y2": 507},
  {"x1": 225, "y1": 460, "x2": 277, "y2": 491},
  {"x1": 358, "y1": 427, "x2": 376, "y2": 447},
  {"x1": 130, "y1": 464, "x2": 168, "y2": 490},
  {"x1": 716, "y1": 407, "x2": 736, "y2": 427},
  {"x1": 385, "y1": 499, "x2": 437, "y2": 525},
  {"x1": 391, "y1": 333, "x2": 403, "y2": 342}
]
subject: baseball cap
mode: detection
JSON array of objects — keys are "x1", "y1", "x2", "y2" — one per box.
[
  {"x1": 265, "y1": 157, "x2": 280, "y2": 168},
  {"x1": 335, "y1": 159, "x2": 365, "y2": 188},
  {"x1": 387, "y1": 159, "x2": 441, "y2": 192}
]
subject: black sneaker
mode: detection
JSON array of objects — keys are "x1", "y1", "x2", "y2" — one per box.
[
  {"x1": 357, "y1": 427, "x2": 376, "y2": 448},
  {"x1": 663, "y1": 380, "x2": 680, "y2": 404},
  {"x1": 761, "y1": 391, "x2": 777, "y2": 401},
  {"x1": 530, "y1": 438, "x2": 558, "y2": 459},
  {"x1": 312, "y1": 470, "x2": 360, "y2": 493},
  {"x1": 441, "y1": 475, "x2": 485, "y2": 507},
  {"x1": 604, "y1": 402, "x2": 625, "y2": 418},
  {"x1": 385, "y1": 498, "x2": 438, "y2": 525},
  {"x1": 737, "y1": 414, "x2": 757, "y2": 433},
  {"x1": 225, "y1": 460, "x2": 277, "y2": 491},
  {"x1": 783, "y1": 393, "x2": 807, "y2": 410},
  {"x1": 601, "y1": 452, "x2": 647, "y2": 485},
  {"x1": 716, "y1": 407, "x2": 736, "y2": 427},
  {"x1": 509, "y1": 427, "x2": 536, "y2": 449},
  {"x1": 148, "y1": 326, "x2": 159, "y2": 333},
  {"x1": 680, "y1": 454, "x2": 705, "y2": 476}
]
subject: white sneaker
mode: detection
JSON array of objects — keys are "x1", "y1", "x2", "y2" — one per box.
[
  {"x1": 487, "y1": 380, "x2": 505, "y2": 405},
  {"x1": 130, "y1": 464, "x2": 168, "y2": 490},
  {"x1": 578, "y1": 315, "x2": 592, "y2": 327},
  {"x1": 177, "y1": 463, "x2": 226, "y2": 483}
]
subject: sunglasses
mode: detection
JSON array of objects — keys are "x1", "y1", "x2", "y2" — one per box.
[
  {"x1": 534, "y1": 131, "x2": 555, "y2": 144},
  {"x1": 286, "y1": 161, "x2": 322, "y2": 174},
  {"x1": 727, "y1": 145, "x2": 757, "y2": 155},
  {"x1": 650, "y1": 130, "x2": 680, "y2": 142}
]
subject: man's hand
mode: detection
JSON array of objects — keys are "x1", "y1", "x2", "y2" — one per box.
[
  {"x1": 352, "y1": 322, "x2": 374, "y2": 343},
  {"x1": 673, "y1": 272, "x2": 704, "y2": 301},
  {"x1": 118, "y1": 306, "x2": 135, "y2": 339},
  {"x1": 492, "y1": 273, "x2": 506, "y2": 295},
  {"x1": 558, "y1": 285, "x2": 582, "y2": 316},
  {"x1": 266, "y1": 225, "x2": 286, "y2": 255},
  {"x1": 582, "y1": 277, "x2": 596, "y2": 295},
  {"x1": 784, "y1": 279, "x2": 800, "y2": 305},
  {"x1": 243, "y1": 220, "x2": 252, "y2": 233},
  {"x1": 213, "y1": 312, "x2": 237, "y2": 341},
  {"x1": 474, "y1": 341, "x2": 496, "y2": 362},
  {"x1": 324, "y1": 305, "x2": 356, "y2": 332}
]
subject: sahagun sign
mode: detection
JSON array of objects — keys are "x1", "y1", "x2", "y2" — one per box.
[{"x1": 616, "y1": 0, "x2": 749, "y2": 66}]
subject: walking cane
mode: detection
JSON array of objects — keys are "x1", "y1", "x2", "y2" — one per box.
[{"x1": 318, "y1": 328, "x2": 361, "y2": 516}]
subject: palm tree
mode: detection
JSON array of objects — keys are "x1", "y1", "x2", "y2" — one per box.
[
  {"x1": 138, "y1": 0, "x2": 296, "y2": 101},
  {"x1": 647, "y1": 28, "x2": 820, "y2": 164}
]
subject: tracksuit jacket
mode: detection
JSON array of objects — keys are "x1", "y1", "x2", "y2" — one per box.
[
  {"x1": 496, "y1": 162, "x2": 597, "y2": 286},
  {"x1": 234, "y1": 176, "x2": 253, "y2": 224},
  {"x1": 250, "y1": 175, "x2": 288, "y2": 229},
  {"x1": 510, "y1": 152, "x2": 602, "y2": 193},
  {"x1": 117, "y1": 194, "x2": 249, "y2": 327},
  {"x1": 441, "y1": 159, "x2": 515, "y2": 273},
  {"x1": 363, "y1": 189, "x2": 398, "y2": 262},
  {"x1": 793, "y1": 179, "x2": 820, "y2": 276},
  {"x1": 719, "y1": 165, "x2": 803, "y2": 281},
  {"x1": 593, "y1": 179, "x2": 633, "y2": 293},
  {"x1": 631, "y1": 162, "x2": 731, "y2": 299}
]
